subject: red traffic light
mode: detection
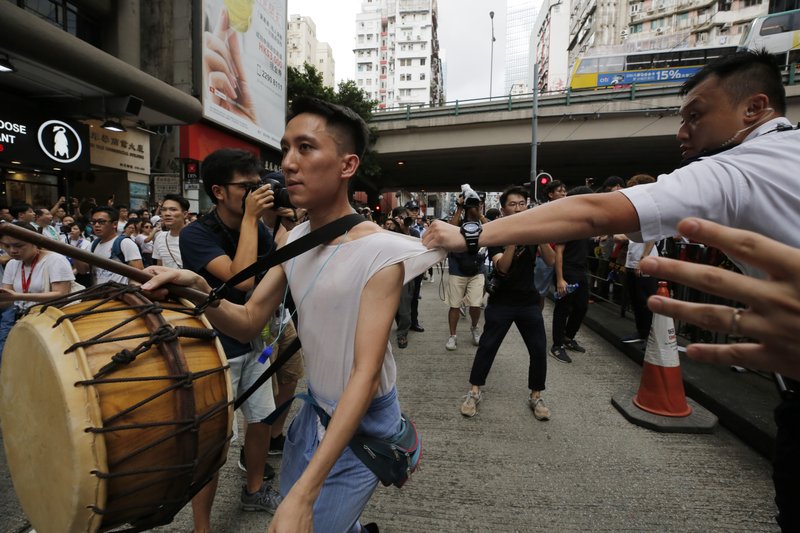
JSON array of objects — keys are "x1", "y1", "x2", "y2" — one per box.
[
  {"x1": 539, "y1": 175, "x2": 551, "y2": 185},
  {"x1": 374, "y1": 204, "x2": 381, "y2": 212}
]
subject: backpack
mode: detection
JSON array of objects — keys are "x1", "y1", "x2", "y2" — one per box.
[{"x1": 91, "y1": 235, "x2": 128, "y2": 263}]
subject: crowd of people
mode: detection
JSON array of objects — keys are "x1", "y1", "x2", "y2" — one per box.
[{"x1": 1, "y1": 49, "x2": 798, "y2": 533}]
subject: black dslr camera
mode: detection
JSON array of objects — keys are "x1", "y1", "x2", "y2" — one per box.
[
  {"x1": 242, "y1": 171, "x2": 294, "y2": 211},
  {"x1": 460, "y1": 184, "x2": 481, "y2": 208}
]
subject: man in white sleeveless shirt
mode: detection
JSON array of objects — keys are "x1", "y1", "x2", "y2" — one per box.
[{"x1": 145, "y1": 97, "x2": 443, "y2": 532}]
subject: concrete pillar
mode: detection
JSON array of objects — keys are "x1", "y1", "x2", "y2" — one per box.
[{"x1": 116, "y1": 0, "x2": 141, "y2": 69}]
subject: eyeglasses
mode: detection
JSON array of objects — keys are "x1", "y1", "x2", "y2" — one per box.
[
  {"x1": 90, "y1": 219, "x2": 111, "y2": 225},
  {"x1": 222, "y1": 181, "x2": 259, "y2": 191},
  {"x1": 506, "y1": 201, "x2": 527, "y2": 208}
]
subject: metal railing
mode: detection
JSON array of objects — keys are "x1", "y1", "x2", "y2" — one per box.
[{"x1": 372, "y1": 64, "x2": 797, "y2": 123}]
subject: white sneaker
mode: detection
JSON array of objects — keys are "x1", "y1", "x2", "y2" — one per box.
[
  {"x1": 445, "y1": 335, "x2": 457, "y2": 351},
  {"x1": 470, "y1": 327, "x2": 481, "y2": 346}
]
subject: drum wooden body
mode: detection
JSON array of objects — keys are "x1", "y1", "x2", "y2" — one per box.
[{"x1": 0, "y1": 287, "x2": 232, "y2": 533}]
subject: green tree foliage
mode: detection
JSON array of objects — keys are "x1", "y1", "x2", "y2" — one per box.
[{"x1": 287, "y1": 64, "x2": 381, "y2": 183}]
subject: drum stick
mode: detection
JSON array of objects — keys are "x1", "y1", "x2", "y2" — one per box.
[{"x1": 0, "y1": 222, "x2": 209, "y2": 304}]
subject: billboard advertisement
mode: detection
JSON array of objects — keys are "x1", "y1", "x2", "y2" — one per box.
[
  {"x1": 201, "y1": 0, "x2": 287, "y2": 149},
  {"x1": 597, "y1": 67, "x2": 700, "y2": 87}
]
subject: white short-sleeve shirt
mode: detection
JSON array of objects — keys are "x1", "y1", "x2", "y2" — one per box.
[
  {"x1": 92, "y1": 237, "x2": 142, "y2": 284},
  {"x1": 2, "y1": 252, "x2": 75, "y2": 310},
  {"x1": 151, "y1": 231, "x2": 183, "y2": 269},
  {"x1": 620, "y1": 118, "x2": 800, "y2": 278}
]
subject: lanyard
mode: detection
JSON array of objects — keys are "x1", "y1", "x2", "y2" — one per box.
[{"x1": 20, "y1": 253, "x2": 40, "y2": 294}]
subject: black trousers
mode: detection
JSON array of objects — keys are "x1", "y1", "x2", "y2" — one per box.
[
  {"x1": 625, "y1": 269, "x2": 658, "y2": 338},
  {"x1": 552, "y1": 277, "x2": 589, "y2": 347},
  {"x1": 410, "y1": 274, "x2": 423, "y2": 326},
  {"x1": 469, "y1": 302, "x2": 547, "y2": 391},
  {"x1": 774, "y1": 380, "x2": 800, "y2": 532}
]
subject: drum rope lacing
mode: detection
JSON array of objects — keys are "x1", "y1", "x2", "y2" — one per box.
[{"x1": 28, "y1": 282, "x2": 234, "y2": 528}]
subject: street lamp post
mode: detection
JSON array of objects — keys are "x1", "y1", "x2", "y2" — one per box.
[
  {"x1": 489, "y1": 11, "x2": 496, "y2": 100},
  {"x1": 530, "y1": 21, "x2": 540, "y2": 203}
]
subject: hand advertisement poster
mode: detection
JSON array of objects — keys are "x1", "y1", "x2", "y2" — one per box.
[{"x1": 201, "y1": 0, "x2": 286, "y2": 149}]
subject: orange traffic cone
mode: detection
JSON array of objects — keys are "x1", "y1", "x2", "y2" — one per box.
[{"x1": 632, "y1": 281, "x2": 692, "y2": 417}]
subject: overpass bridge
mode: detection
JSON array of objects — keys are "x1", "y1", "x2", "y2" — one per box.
[{"x1": 369, "y1": 81, "x2": 800, "y2": 192}]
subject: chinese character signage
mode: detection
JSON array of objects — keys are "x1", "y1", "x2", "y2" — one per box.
[
  {"x1": 89, "y1": 127, "x2": 151, "y2": 174},
  {"x1": 597, "y1": 67, "x2": 700, "y2": 87},
  {"x1": 201, "y1": 0, "x2": 287, "y2": 150},
  {"x1": 0, "y1": 111, "x2": 90, "y2": 170}
]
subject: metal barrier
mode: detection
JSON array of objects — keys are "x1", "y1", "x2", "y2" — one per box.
[{"x1": 586, "y1": 240, "x2": 741, "y2": 346}]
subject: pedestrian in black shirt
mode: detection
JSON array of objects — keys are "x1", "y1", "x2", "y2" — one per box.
[{"x1": 460, "y1": 187, "x2": 553, "y2": 420}]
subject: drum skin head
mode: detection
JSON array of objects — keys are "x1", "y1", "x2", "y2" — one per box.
[{"x1": 0, "y1": 307, "x2": 106, "y2": 533}]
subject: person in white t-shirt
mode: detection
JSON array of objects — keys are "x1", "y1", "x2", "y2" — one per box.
[
  {"x1": 152, "y1": 194, "x2": 189, "y2": 269},
  {"x1": 0, "y1": 221, "x2": 75, "y2": 358},
  {"x1": 89, "y1": 206, "x2": 143, "y2": 285}
]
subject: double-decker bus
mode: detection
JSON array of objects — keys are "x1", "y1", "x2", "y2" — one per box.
[
  {"x1": 569, "y1": 46, "x2": 736, "y2": 90},
  {"x1": 740, "y1": 8, "x2": 800, "y2": 67}
]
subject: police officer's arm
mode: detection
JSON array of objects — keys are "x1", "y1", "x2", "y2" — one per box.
[
  {"x1": 424, "y1": 191, "x2": 639, "y2": 252},
  {"x1": 205, "y1": 184, "x2": 274, "y2": 292}
]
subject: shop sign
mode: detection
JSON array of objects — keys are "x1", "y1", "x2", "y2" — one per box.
[
  {"x1": 153, "y1": 174, "x2": 182, "y2": 200},
  {"x1": 89, "y1": 127, "x2": 151, "y2": 174},
  {"x1": 0, "y1": 112, "x2": 90, "y2": 170}
]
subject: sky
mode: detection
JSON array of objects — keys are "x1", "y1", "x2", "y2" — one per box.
[{"x1": 286, "y1": 0, "x2": 513, "y2": 102}]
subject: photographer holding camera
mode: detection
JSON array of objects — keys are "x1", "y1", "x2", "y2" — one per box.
[
  {"x1": 460, "y1": 186, "x2": 554, "y2": 419},
  {"x1": 179, "y1": 148, "x2": 281, "y2": 531},
  {"x1": 444, "y1": 184, "x2": 487, "y2": 351}
]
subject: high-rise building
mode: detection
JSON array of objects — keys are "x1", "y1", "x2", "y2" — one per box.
[
  {"x1": 287, "y1": 14, "x2": 336, "y2": 87},
  {"x1": 505, "y1": 0, "x2": 538, "y2": 95},
  {"x1": 534, "y1": 0, "x2": 572, "y2": 92},
  {"x1": 354, "y1": 0, "x2": 444, "y2": 109}
]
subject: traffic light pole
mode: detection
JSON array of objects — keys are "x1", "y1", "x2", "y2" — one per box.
[{"x1": 530, "y1": 47, "x2": 539, "y2": 203}]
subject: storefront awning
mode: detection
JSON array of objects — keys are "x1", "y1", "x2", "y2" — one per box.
[{"x1": 0, "y1": 3, "x2": 202, "y2": 126}]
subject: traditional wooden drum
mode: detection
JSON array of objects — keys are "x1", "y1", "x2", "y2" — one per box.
[{"x1": 0, "y1": 284, "x2": 232, "y2": 533}]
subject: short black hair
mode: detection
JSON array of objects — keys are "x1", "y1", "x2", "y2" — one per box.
[
  {"x1": 288, "y1": 97, "x2": 371, "y2": 159},
  {"x1": 10, "y1": 203, "x2": 32, "y2": 219},
  {"x1": 681, "y1": 49, "x2": 786, "y2": 115},
  {"x1": 162, "y1": 193, "x2": 190, "y2": 211},
  {"x1": 568, "y1": 185, "x2": 594, "y2": 197},
  {"x1": 499, "y1": 186, "x2": 528, "y2": 208},
  {"x1": 91, "y1": 206, "x2": 119, "y2": 222},
  {"x1": 601, "y1": 176, "x2": 625, "y2": 191},
  {"x1": 201, "y1": 149, "x2": 262, "y2": 205},
  {"x1": 544, "y1": 180, "x2": 564, "y2": 197},
  {"x1": 485, "y1": 208, "x2": 501, "y2": 221},
  {"x1": 391, "y1": 206, "x2": 409, "y2": 218}
]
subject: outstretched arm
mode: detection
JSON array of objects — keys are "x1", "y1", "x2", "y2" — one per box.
[
  {"x1": 424, "y1": 191, "x2": 639, "y2": 252},
  {"x1": 639, "y1": 217, "x2": 800, "y2": 381},
  {"x1": 268, "y1": 263, "x2": 404, "y2": 533}
]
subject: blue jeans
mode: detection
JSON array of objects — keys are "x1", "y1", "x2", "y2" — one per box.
[
  {"x1": 0, "y1": 306, "x2": 19, "y2": 363},
  {"x1": 280, "y1": 388, "x2": 401, "y2": 532},
  {"x1": 469, "y1": 302, "x2": 547, "y2": 391}
]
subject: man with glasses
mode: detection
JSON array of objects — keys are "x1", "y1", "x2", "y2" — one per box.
[
  {"x1": 178, "y1": 148, "x2": 279, "y2": 532},
  {"x1": 89, "y1": 206, "x2": 143, "y2": 285},
  {"x1": 459, "y1": 187, "x2": 552, "y2": 420}
]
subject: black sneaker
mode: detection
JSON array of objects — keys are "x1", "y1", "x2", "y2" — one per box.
[
  {"x1": 363, "y1": 523, "x2": 380, "y2": 533},
  {"x1": 410, "y1": 323, "x2": 425, "y2": 332},
  {"x1": 239, "y1": 448, "x2": 275, "y2": 480},
  {"x1": 240, "y1": 483, "x2": 281, "y2": 513},
  {"x1": 268, "y1": 434, "x2": 285, "y2": 456},
  {"x1": 549, "y1": 345, "x2": 572, "y2": 364},
  {"x1": 621, "y1": 334, "x2": 643, "y2": 344},
  {"x1": 564, "y1": 339, "x2": 586, "y2": 353}
]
